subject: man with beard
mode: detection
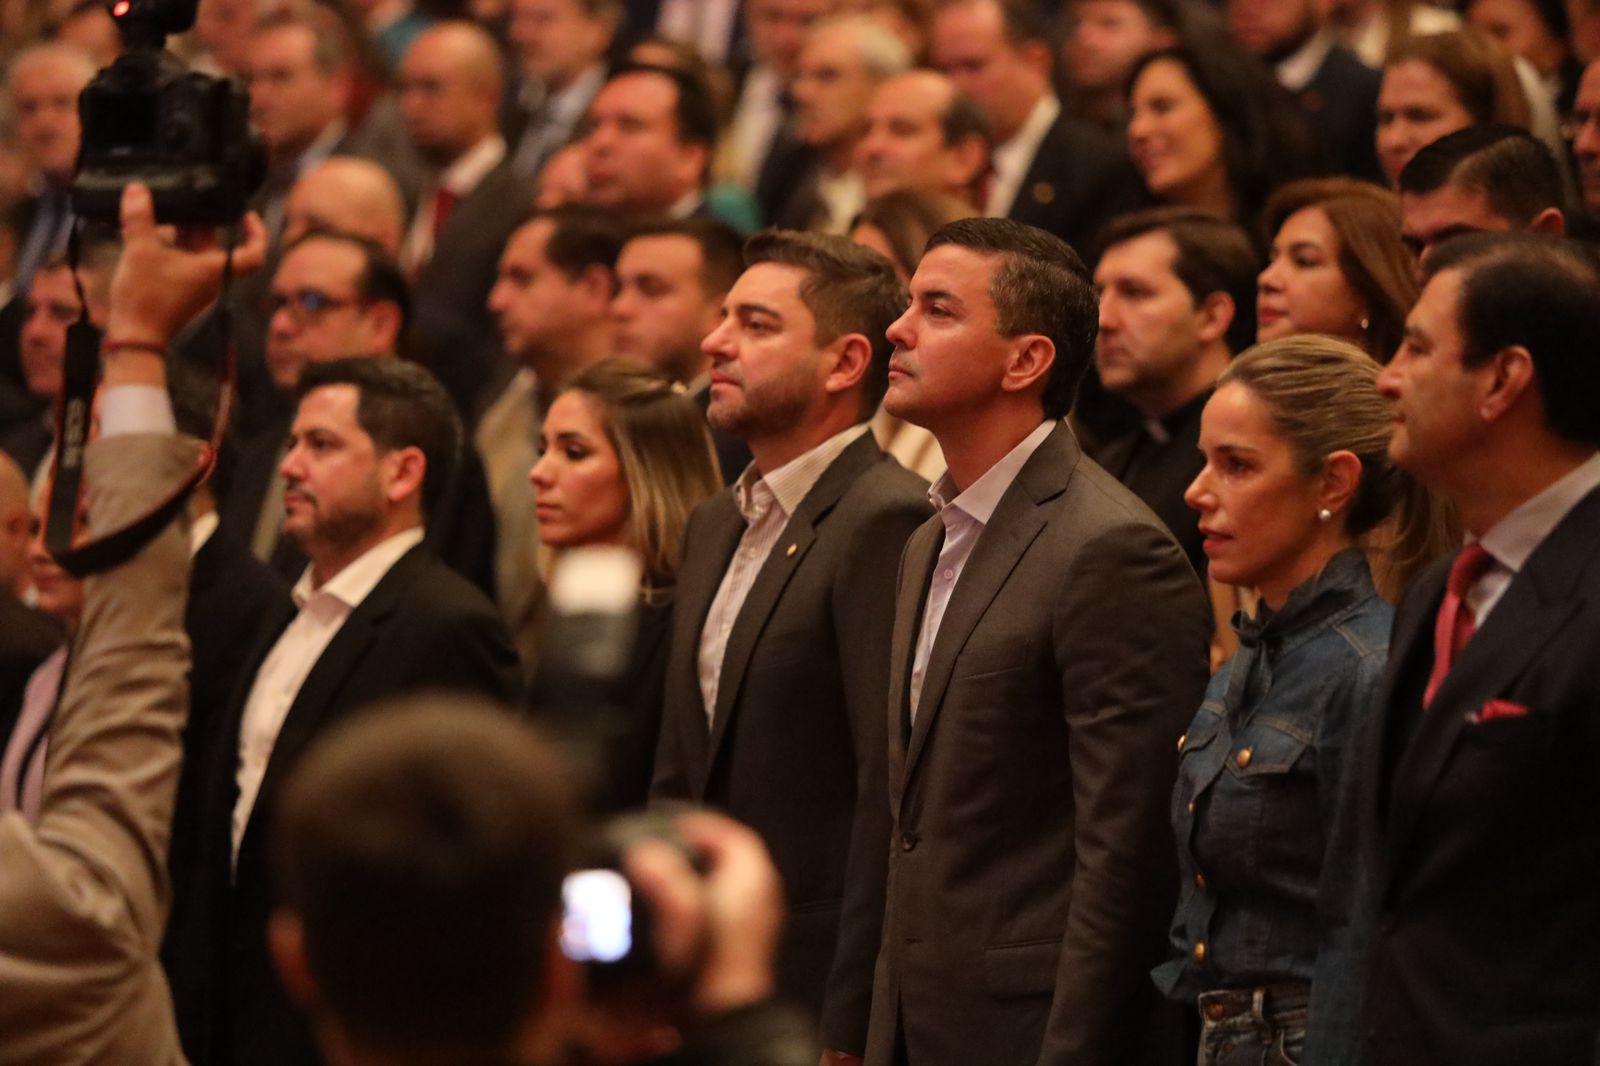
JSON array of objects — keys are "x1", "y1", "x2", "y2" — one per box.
[
  {"x1": 163, "y1": 356, "x2": 521, "y2": 1066},
  {"x1": 652, "y1": 230, "x2": 930, "y2": 1066}
]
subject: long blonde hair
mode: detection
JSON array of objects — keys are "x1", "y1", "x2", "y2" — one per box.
[
  {"x1": 1219, "y1": 335, "x2": 1459, "y2": 599},
  {"x1": 562, "y1": 361, "x2": 721, "y2": 591}
]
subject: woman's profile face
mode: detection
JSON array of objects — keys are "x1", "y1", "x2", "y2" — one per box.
[
  {"x1": 1376, "y1": 59, "x2": 1476, "y2": 184},
  {"x1": 1257, "y1": 205, "x2": 1370, "y2": 346},
  {"x1": 529, "y1": 390, "x2": 631, "y2": 551},
  {"x1": 1184, "y1": 382, "x2": 1334, "y2": 604},
  {"x1": 1128, "y1": 58, "x2": 1228, "y2": 209}
]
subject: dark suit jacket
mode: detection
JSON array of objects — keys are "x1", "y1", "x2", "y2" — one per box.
[
  {"x1": 1006, "y1": 112, "x2": 1141, "y2": 259},
  {"x1": 1347, "y1": 484, "x2": 1600, "y2": 1066},
  {"x1": 653, "y1": 432, "x2": 931, "y2": 1055},
  {"x1": 402, "y1": 160, "x2": 534, "y2": 422},
  {"x1": 163, "y1": 543, "x2": 523, "y2": 1066},
  {"x1": 0, "y1": 593, "x2": 65, "y2": 752},
  {"x1": 865, "y1": 423, "x2": 1210, "y2": 1066},
  {"x1": 1296, "y1": 44, "x2": 1382, "y2": 184}
]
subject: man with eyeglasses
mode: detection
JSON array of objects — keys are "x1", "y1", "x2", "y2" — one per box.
[{"x1": 219, "y1": 230, "x2": 498, "y2": 594}]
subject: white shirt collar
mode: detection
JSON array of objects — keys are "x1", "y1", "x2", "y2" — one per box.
[
  {"x1": 1477, "y1": 451, "x2": 1600, "y2": 574},
  {"x1": 735, "y1": 423, "x2": 871, "y2": 518},
  {"x1": 292, "y1": 526, "x2": 426, "y2": 609},
  {"x1": 190, "y1": 510, "x2": 220, "y2": 558},
  {"x1": 1276, "y1": 29, "x2": 1337, "y2": 92},
  {"x1": 438, "y1": 134, "x2": 508, "y2": 198},
  {"x1": 930, "y1": 419, "x2": 1056, "y2": 525},
  {"x1": 668, "y1": 190, "x2": 704, "y2": 219}
]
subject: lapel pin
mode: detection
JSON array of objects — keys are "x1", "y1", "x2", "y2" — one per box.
[
  {"x1": 786, "y1": 543, "x2": 797, "y2": 557},
  {"x1": 1032, "y1": 182, "x2": 1055, "y2": 205}
]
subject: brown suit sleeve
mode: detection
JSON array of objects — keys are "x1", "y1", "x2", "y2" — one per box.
[
  {"x1": 1043, "y1": 521, "x2": 1209, "y2": 1065},
  {"x1": 0, "y1": 434, "x2": 197, "y2": 1065}
]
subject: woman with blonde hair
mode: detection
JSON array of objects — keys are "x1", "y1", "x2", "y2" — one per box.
[
  {"x1": 529, "y1": 359, "x2": 721, "y2": 811},
  {"x1": 1158, "y1": 335, "x2": 1452, "y2": 1065},
  {"x1": 1257, "y1": 177, "x2": 1418, "y2": 362}
]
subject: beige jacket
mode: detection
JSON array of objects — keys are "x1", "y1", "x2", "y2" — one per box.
[{"x1": 0, "y1": 434, "x2": 196, "y2": 1065}]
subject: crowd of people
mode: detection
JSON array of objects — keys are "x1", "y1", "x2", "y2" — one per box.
[{"x1": 3, "y1": 0, "x2": 1600, "y2": 1064}]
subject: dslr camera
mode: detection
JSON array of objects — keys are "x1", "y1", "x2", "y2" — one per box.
[{"x1": 72, "y1": 0, "x2": 264, "y2": 226}]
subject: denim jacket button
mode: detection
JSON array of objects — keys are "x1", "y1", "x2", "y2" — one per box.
[
  {"x1": 1235, "y1": 746, "x2": 1253, "y2": 769},
  {"x1": 1194, "y1": 872, "x2": 1207, "y2": 890},
  {"x1": 1177, "y1": 733, "x2": 1187, "y2": 752},
  {"x1": 1187, "y1": 800, "x2": 1196, "y2": 814},
  {"x1": 1193, "y1": 941, "x2": 1206, "y2": 962}
]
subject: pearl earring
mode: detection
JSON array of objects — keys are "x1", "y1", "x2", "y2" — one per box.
[
  {"x1": 1318, "y1": 508, "x2": 1333, "y2": 522},
  {"x1": 1359, "y1": 316, "x2": 1370, "y2": 333}
]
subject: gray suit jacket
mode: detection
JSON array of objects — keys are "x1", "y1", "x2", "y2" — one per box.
[
  {"x1": 0, "y1": 433, "x2": 196, "y2": 1066},
  {"x1": 653, "y1": 431, "x2": 931, "y2": 1055},
  {"x1": 866, "y1": 423, "x2": 1210, "y2": 1066}
]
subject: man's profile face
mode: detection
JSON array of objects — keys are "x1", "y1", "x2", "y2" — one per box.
[
  {"x1": 582, "y1": 72, "x2": 703, "y2": 212},
  {"x1": 1063, "y1": 0, "x2": 1163, "y2": 94},
  {"x1": 1570, "y1": 61, "x2": 1600, "y2": 213},
  {"x1": 266, "y1": 240, "x2": 388, "y2": 394},
  {"x1": 700, "y1": 262, "x2": 826, "y2": 441},
  {"x1": 883, "y1": 243, "x2": 1015, "y2": 432},
  {"x1": 1094, "y1": 230, "x2": 1209, "y2": 413},
  {"x1": 1377, "y1": 268, "x2": 1485, "y2": 482},
  {"x1": 791, "y1": 27, "x2": 878, "y2": 151},
  {"x1": 279, "y1": 384, "x2": 391, "y2": 556},
  {"x1": 398, "y1": 34, "x2": 491, "y2": 164},
  {"x1": 1400, "y1": 181, "x2": 1516, "y2": 265},
  {"x1": 247, "y1": 25, "x2": 344, "y2": 158},
  {"x1": 19, "y1": 267, "x2": 82, "y2": 401},
  {"x1": 931, "y1": 0, "x2": 1040, "y2": 140},
  {"x1": 610, "y1": 235, "x2": 717, "y2": 383},
  {"x1": 487, "y1": 219, "x2": 595, "y2": 365}
]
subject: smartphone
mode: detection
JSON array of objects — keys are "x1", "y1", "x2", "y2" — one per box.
[{"x1": 560, "y1": 867, "x2": 635, "y2": 965}]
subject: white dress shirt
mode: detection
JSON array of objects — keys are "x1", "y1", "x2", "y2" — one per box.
[
  {"x1": 986, "y1": 94, "x2": 1060, "y2": 218},
  {"x1": 910, "y1": 420, "x2": 1055, "y2": 719},
  {"x1": 1465, "y1": 451, "x2": 1600, "y2": 626},
  {"x1": 697, "y1": 424, "x2": 870, "y2": 724},
  {"x1": 231, "y1": 526, "x2": 425, "y2": 862}
]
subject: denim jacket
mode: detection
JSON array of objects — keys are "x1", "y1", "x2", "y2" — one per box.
[{"x1": 1153, "y1": 549, "x2": 1392, "y2": 1016}]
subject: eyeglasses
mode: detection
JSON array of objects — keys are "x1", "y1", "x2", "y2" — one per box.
[{"x1": 263, "y1": 288, "x2": 365, "y2": 324}]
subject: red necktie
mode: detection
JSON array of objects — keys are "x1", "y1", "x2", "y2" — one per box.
[
  {"x1": 431, "y1": 187, "x2": 458, "y2": 243},
  {"x1": 1422, "y1": 544, "x2": 1496, "y2": 708}
]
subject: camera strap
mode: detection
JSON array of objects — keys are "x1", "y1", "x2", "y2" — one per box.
[{"x1": 43, "y1": 222, "x2": 238, "y2": 577}]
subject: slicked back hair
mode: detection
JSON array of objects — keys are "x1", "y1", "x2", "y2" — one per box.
[
  {"x1": 1398, "y1": 124, "x2": 1565, "y2": 228},
  {"x1": 743, "y1": 229, "x2": 909, "y2": 418},
  {"x1": 1425, "y1": 233, "x2": 1600, "y2": 445},
  {"x1": 925, "y1": 217, "x2": 1097, "y2": 419},
  {"x1": 625, "y1": 216, "x2": 746, "y2": 296},
  {"x1": 530, "y1": 205, "x2": 626, "y2": 293}
]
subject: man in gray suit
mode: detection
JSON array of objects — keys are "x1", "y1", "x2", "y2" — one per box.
[
  {"x1": 865, "y1": 218, "x2": 1210, "y2": 1066},
  {"x1": 652, "y1": 230, "x2": 931, "y2": 1065}
]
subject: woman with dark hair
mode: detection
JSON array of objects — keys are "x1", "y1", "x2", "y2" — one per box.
[
  {"x1": 1468, "y1": 0, "x2": 1586, "y2": 115},
  {"x1": 1126, "y1": 37, "x2": 1322, "y2": 230},
  {"x1": 1257, "y1": 177, "x2": 1418, "y2": 362},
  {"x1": 528, "y1": 360, "x2": 722, "y2": 811},
  {"x1": 1376, "y1": 28, "x2": 1531, "y2": 182}
]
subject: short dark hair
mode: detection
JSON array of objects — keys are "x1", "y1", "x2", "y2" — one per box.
[
  {"x1": 272, "y1": 697, "x2": 579, "y2": 1059},
  {"x1": 167, "y1": 358, "x2": 238, "y2": 501},
  {"x1": 1425, "y1": 233, "x2": 1600, "y2": 445},
  {"x1": 973, "y1": 0, "x2": 1052, "y2": 47},
  {"x1": 1397, "y1": 125, "x2": 1565, "y2": 227},
  {"x1": 626, "y1": 216, "x2": 745, "y2": 295},
  {"x1": 1094, "y1": 206, "x2": 1260, "y2": 352},
  {"x1": 529, "y1": 205, "x2": 626, "y2": 288},
  {"x1": 939, "y1": 88, "x2": 993, "y2": 149},
  {"x1": 605, "y1": 62, "x2": 719, "y2": 151},
  {"x1": 296, "y1": 357, "x2": 463, "y2": 515},
  {"x1": 924, "y1": 217, "x2": 1097, "y2": 419},
  {"x1": 284, "y1": 229, "x2": 412, "y2": 334},
  {"x1": 743, "y1": 229, "x2": 909, "y2": 417},
  {"x1": 253, "y1": 7, "x2": 352, "y2": 75}
]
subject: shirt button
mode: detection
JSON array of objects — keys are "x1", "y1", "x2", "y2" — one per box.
[
  {"x1": 1235, "y1": 747, "x2": 1253, "y2": 769},
  {"x1": 943, "y1": 569, "x2": 954, "y2": 580},
  {"x1": 1193, "y1": 941, "x2": 1206, "y2": 962}
]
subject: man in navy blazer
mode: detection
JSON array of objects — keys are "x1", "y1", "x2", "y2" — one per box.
[
  {"x1": 1344, "y1": 233, "x2": 1600, "y2": 1064},
  {"x1": 164, "y1": 357, "x2": 521, "y2": 1066}
]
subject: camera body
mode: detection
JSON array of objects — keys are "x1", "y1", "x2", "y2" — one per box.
[{"x1": 71, "y1": 4, "x2": 264, "y2": 226}]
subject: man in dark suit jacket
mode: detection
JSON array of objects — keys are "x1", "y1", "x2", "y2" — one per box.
[
  {"x1": 864, "y1": 218, "x2": 1210, "y2": 1066},
  {"x1": 653, "y1": 231, "x2": 931, "y2": 1064},
  {"x1": 164, "y1": 357, "x2": 522, "y2": 1066},
  {"x1": 1339, "y1": 235, "x2": 1600, "y2": 1065},
  {"x1": 931, "y1": 0, "x2": 1138, "y2": 256},
  {"x1": 396, "y1": 22, "x2": 534, "y2": 422}
]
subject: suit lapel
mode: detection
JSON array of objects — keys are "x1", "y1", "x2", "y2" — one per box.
[
  {"x1": 700, "y1": 435, "x2": 881, "y2": 792},
  {"x1": 900, "y1": 425, "x2": 1075, "y2": 794},
  {"x1": 1382, "y1": 488, "x2": 1600, "y2": 878},
  {"x1": 887, "y1": 519, "x2": 941, "y2": 812},
  {"x1": 671, "y1": 497, "x2": 745, "y2": 796}
]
